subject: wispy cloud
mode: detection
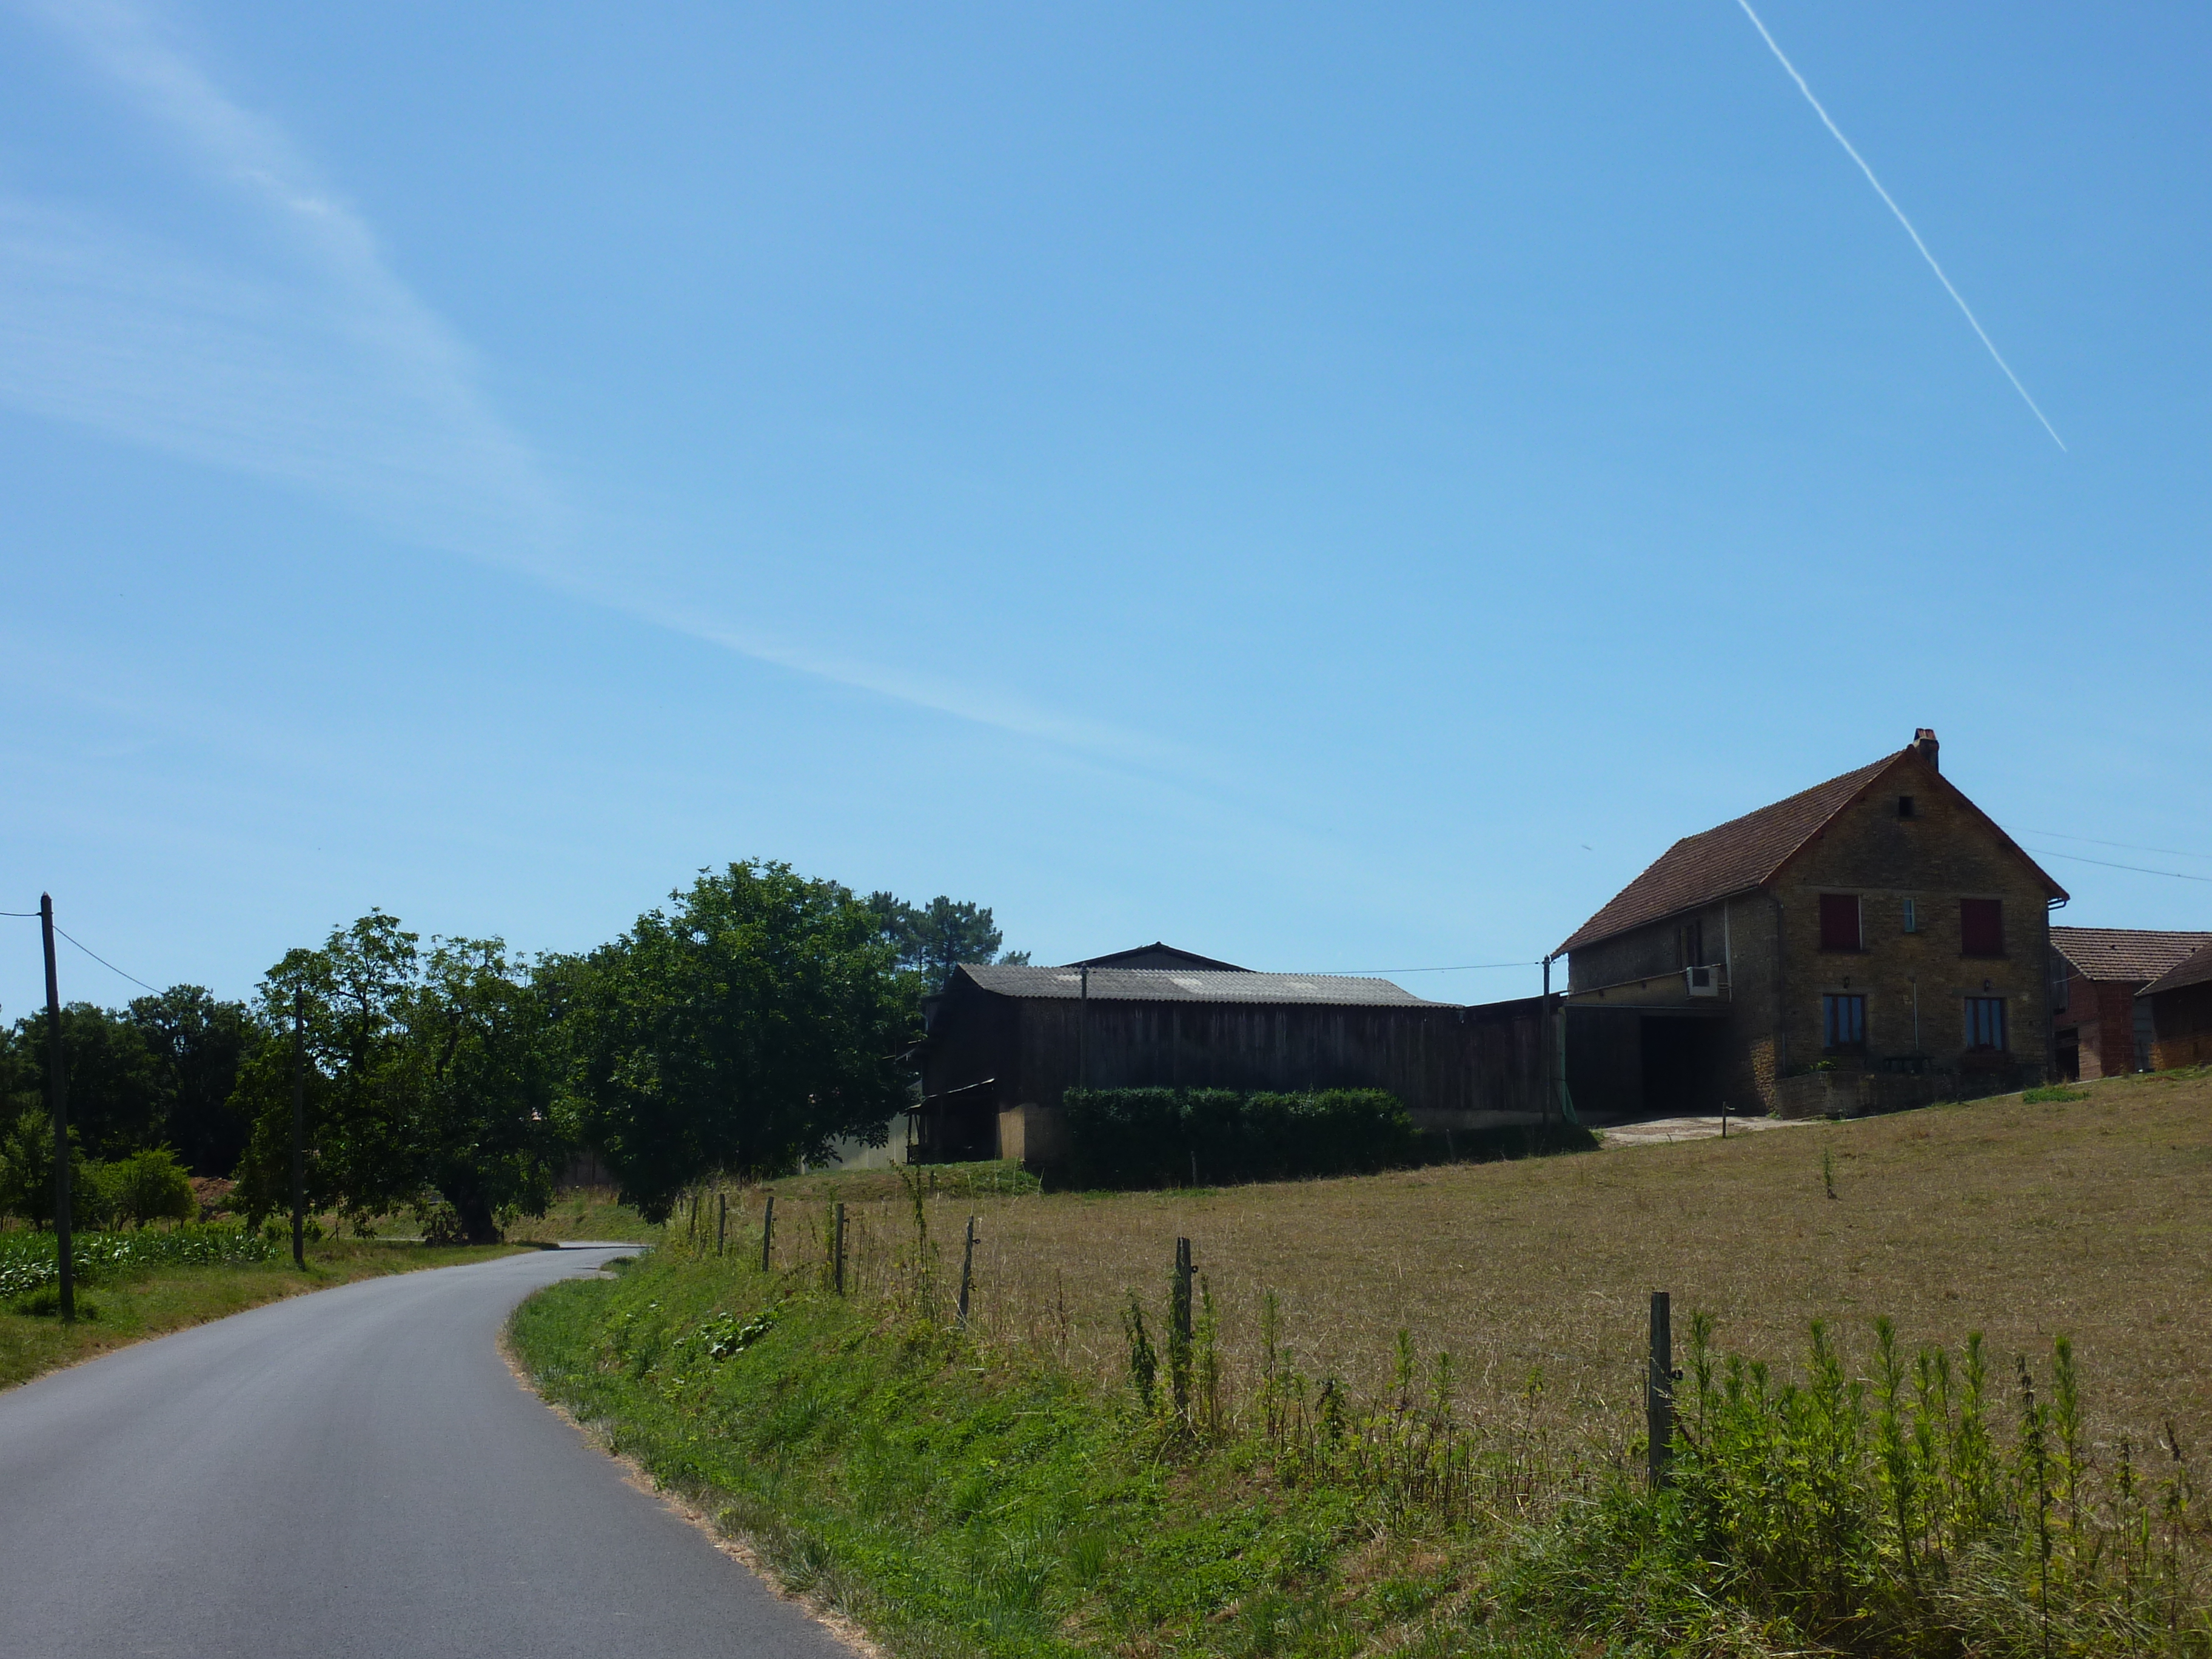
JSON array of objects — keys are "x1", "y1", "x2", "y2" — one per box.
[
  {"x1": 0, "y1": 0, "x2": 1164, "y2": 761},
  {"x1": 1730, "y1": 0, "x2": 2066, "y2": 451}
]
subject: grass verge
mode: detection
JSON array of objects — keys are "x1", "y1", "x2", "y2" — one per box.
[
  {"x1": 0, "y1": 1236, "x2": 523, "y2": 1390},
  {"x1": 510, "y1": 1074, "x2": 2212, "y2": 1658}
]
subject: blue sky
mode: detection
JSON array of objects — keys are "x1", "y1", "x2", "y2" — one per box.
[{"x1": 4, "y1": 0, "x2": 2209, "y2": 1016}]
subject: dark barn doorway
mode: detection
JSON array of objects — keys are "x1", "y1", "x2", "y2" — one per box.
[{"x1": 1638, "y1": 1016, "x2": 1724, "y2": 1116}]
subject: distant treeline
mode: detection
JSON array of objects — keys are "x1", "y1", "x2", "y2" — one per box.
[{"x1": 0, "y1": 864, "x2": 1025, "y2": 1240}]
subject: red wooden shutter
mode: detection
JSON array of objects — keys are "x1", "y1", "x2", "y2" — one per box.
[
  {"x1": 1960, "y1": 899, "x2": 2004, "y2": 957},
  {"x1": 1818, "y1": 894, "x2": 1862, "y2": 951}
]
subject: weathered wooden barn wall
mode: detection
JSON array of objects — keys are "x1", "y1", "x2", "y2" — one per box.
[{"x1": 919, "y1": 983, "x2": 1551, "y2": 1130}]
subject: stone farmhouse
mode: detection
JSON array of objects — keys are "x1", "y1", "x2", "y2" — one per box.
[
  {"x1": 1555, "y1": 730, "x2": 2067, "y2": 1119},
  {"x1": 2048, "y1": 927, "x2": 2212, "y2": 1079}
]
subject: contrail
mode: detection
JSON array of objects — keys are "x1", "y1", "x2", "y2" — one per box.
[{"x1": 1731, "y1": 0, "x2": 2065, "y2": 451}]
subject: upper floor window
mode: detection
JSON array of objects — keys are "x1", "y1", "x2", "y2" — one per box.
[
  {"x1": 2049, "y1": 953, "x2": 2070, "y2": 1013},
  {"x1": 1677, "y1": 918, "x2": 1705, "y2": 968},
  {"x1": 1902, "y1": 897, "x2": 1919, "y2": 934},
  {"x1": 1965, "y1": 996, "x2": 2008, "y2": 1051},
  {"x1": 1823, "y1": 993, "x2": 1866, "y2": 1049},
  {"x1": 1960, "y1": 898, "x2": 2006, "y2": 957},
  {"x1": 1818, "y1": 894, "x2": 1862, "y2": 952},
  {"x1": 1897, "y1": 795, "x2": 1917, "y2": 819}
]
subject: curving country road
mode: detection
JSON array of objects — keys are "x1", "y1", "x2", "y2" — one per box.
[{"x1": 0, "y1": 1246, "x2": 854, "y2": 1659}]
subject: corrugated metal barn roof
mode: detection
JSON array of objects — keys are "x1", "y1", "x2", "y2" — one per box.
[{"x1": 954, "y1": 964, "x2": 1447, "y2": 1007}]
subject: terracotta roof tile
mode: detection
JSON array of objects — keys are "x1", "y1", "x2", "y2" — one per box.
[
  {"x1": 2123, "y1": 937, "x2": 2212, "y2": 999},
  {"x1": 2052, "y1": 927, "x2": 2212, "y2": 985},
  {"x1": 1556, "y1": 756, "x2": 1899, "y2": 955}
]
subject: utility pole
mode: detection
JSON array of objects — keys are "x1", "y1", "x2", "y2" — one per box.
[
  {"x1": 1541, "y1": 956, "x2": 1554, "y2": 1128},
  {"x1": 291, "y1": 990, "x2": 306, "y2": 1270},
  {"x1": 1078, "y1": 964, "x2": 1090, "y2": 1093},
  {"x1": 39, "y1": 896, "x2": 73, "y2": 1324}
]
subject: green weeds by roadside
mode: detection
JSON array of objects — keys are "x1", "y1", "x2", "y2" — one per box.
[{"x1": 511, "y1": 1187, "x2": 2212, "y2": 1659}]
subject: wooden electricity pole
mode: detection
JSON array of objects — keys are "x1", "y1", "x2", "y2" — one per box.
[
  {"x1": 39, "y1": 895, "x2": 74, "y2": 1324},
  {"x1": 291, "y1": 991, "x2": 307, "y2": 1269}
]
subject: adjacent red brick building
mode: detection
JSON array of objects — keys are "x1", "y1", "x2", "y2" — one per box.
[
  {"x1": 2048, "y1": 927, "x2": 2212, "y2": 1079},
  {"x1": 1555, "y1": 730, "x2": 2068, "y2": 1118},
  {"x1": 2140, "y1": 941, "x2": 2212, "y2": 1071}
]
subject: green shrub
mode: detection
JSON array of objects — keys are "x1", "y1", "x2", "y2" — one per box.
[
  {"x1": 1061, "y1": 1087, "x2": 1416, "y2": 1188},
  {"x1": 9, "y1": 1285, "x2": 99, "y2": 1319},
  {"x1": 90, "y1": 1148, "x2": 198, "y2": 1228}
]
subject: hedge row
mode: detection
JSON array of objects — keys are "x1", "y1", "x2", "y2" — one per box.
[{"x1": 1059, "y1": 1087, "x2": 1418, "y2": 1188}]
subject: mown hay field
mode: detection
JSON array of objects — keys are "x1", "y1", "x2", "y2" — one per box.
[{"x1": 753, "y1": 1068, "x2": 2212, "y2": 1464}]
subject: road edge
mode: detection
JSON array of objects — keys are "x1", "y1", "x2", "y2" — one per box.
[{"x1": 494, "y1": 1316, "x2": 885, "y2": 1659}]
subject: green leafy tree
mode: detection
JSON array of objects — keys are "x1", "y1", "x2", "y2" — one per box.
[
  {"x1": 0, "y1": 1102, "x2": 102, "y2": 1228},
  {"x1": 231, "y1": 913, "x2": 429, "y2": 1230},
  {"x1": 403, "y1": 937, "x2": 565, "y2": 1243},
  {"x1": 4, "y1": 1004, "x2": 163, "y2": 1161},
  {"x1": 128, "y1": 987, "x2": 249, "y2": 1176},
  {"x1": 229, "y1": 914, "x2": 564, "y2": 1242},
  {"x1": 568, "y1": 862, "x2": 920, "y2": 1219}
]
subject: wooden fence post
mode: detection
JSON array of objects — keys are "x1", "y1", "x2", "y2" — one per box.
[
  {"x1": 1647, "y1": 1290, "x2": 1675, "y2": 1487},
  {"x1": 834, "y1": 1201, "x2": 847, "y2": 1295},
  {"x1": 1173, "y1": 1237, "x2": 1193, "y2": 1343},
  {"x1": 716, "y1": 1191, "x2": 727, "y2": 1256},
  {"x1": 957, "y1": 1215, "x2": 977, "y2": 1327},
  {"x1": 1170, "y1": 1236, "x2": 1195, "y2": 1418},
  {"x1": 760, "y1": 1195, "x2": 774, "y2": 1272}
]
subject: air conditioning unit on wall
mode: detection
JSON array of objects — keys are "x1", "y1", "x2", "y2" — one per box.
[{"x1": 1686, "y1": 965, "x2": 1720, "y2": 997}]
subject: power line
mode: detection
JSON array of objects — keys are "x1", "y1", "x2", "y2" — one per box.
[
  {"x1": 0, "y1": 909, "x2": 41, "y2": 917},
  {"x1": 52, "y1": 925, "x2": 166, "y2": 994},
  {"x1": 1318, "y1": 959, "x2": 1540, "y2": 975},
  {"x1": 2022, "y1": 829, "x2": 2212, "y2": 862},
  {"x1": 2025, "y1": 848, "x2": 2212, "y2": 886}
]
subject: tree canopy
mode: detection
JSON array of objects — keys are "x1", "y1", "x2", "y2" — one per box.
[
  {"x1": 866, "y1": 892, "x2": 1030, "y2": 991},
  {"x1": 566, "y1": 862, "x2": 922, "y2": 1221},
  {"x1": 2, "y1": 865, "x2": 1022, "y2": 1238},
  {"x1": 229, "y1": 913, "x2": 564, "y2": 1242}
]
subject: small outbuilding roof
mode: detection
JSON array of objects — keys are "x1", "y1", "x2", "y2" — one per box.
[
  {"x1": 951, "y1": 964, "x2": 1446, "y2": 1007},
  {"x1": 2140, "y1": 939, "x2": 2212, "y2": 999},
  {"x1": 2051, "y1": 927, "x2": 2212, "y2": 987},
  {"x1": 1068, "y1": 942, "x2": 1248, "y2": 971}
]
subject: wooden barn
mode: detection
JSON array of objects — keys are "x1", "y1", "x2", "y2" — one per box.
[{"x1": 910, "y1": 945, "x2": 1556, "y2": 1166}]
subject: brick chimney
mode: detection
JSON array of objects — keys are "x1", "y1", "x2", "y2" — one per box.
[{"x1": 1912, "y1": 728, "x2": 1940, "y2": 772}]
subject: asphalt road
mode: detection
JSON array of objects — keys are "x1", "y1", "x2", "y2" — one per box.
[{"x1": 0, "y1": 1246, "x2": 857, "y2": 1659}]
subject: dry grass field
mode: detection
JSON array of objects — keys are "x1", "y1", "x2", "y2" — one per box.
[{"x1": 773, "y1": 1068, "x2": 2212, "y2": 1465}]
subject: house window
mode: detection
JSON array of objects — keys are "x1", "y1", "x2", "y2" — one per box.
[
  {"x1": 1965, "y1": 996, "x2": 2008, "y2": 1051},
  {"x1": 1678, "y1": 919, "x2": 1705, "y2": 968},
  {"x1": 1824, "y1": 993, "x2": 1866, "y2": 1049},
  {"x1": 1898, "y1": 795, "x2": 1916, "y2": 819},
  {"x1": 1818, "y1": 894, "x2": 1863, "y2": 952},
  {"x1": 1960, "y1": 898, "x2": 2005, "y2": 957},
  {"x1": 2049, "y1": 954, "x2": 2070, "y2": 1013},
  {"x1": 1902, "y1": 897, "x2": 1918, "y2": 934}
]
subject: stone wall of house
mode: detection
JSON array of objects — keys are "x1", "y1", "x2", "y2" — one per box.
[
  {"x1": 1563, "y1": 897, "x2": 1781, "y2": 1116},
  {"x1": 2148, "y1": 982, "x2": 2212, "y2": 1071},
  {"x1": 1777, "y1": 760, "x2": 2051, "y2": 1091}
]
